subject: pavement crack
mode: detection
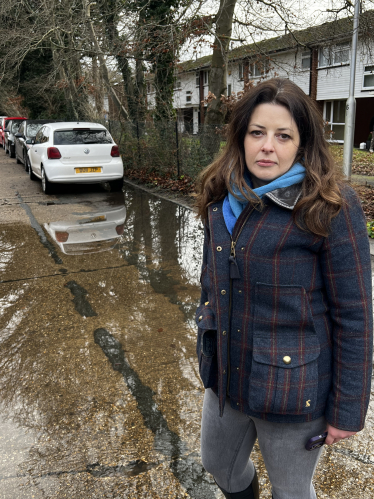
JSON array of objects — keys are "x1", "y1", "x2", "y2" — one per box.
[
  {"x1": 16, "y1": 193, "x2": 63, "y2": 265},
  {"x1": 332, "y1": 447, "x2": 374, "y2": 465},
  {"x1": 0, "y1": 263, "x2": 129, "y2": 285}
]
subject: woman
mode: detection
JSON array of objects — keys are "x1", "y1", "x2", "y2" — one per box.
[{"x1": 195, "y1": 78, "x2": 373, "y2": 499}]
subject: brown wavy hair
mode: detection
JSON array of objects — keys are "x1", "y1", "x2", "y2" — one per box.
[{"x1": 195, "y1": 78, "x2": 343, "y2": 237}]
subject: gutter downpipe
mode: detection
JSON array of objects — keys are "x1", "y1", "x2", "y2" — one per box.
[{"x1": 343, "y1": 0, "x2": 360, "y2": 180}]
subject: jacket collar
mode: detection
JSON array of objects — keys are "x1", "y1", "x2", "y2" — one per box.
[{"x1": 264, "y1": 182, "x2": 303, "y2": 210}]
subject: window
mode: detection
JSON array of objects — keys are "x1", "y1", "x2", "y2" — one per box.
[
  {"x1": 174, "y1": 79, "x2": 181, "y2": 90},
  {"x1": 228, "y1": 84, "x2": 232, "y2": 97},
  {"x1": 147, "y1": 82, "x2": 153, "y2": 94},
  {"x1": 302, "y1": 51, "x2": 311, "y2": 69},
  {"x1": 203, "y1": 71, "x2": 209, "y2": 85},
  {"x1": 363, "y1": 65, "x2": 374, "y2": 90},
  {"x1": 35, "y1": 127, "x2": 44, "y2": 144},
  {"x1": 54, "y1": 129, "x2": 113, "y2": 145},
  {"x1": 196, "y1": 72, "x2": 200, "y2": 86},
  {"x1": 238, "y1": 63, "x2": 244, "y2": 80},
  {"x1": 319, "y1": 44, "x2": 350, "y2": 68},
  {"x1": 186, "y1": 91, "x2": 192, "y2": 103},
  {"x1": 250, "y1": 60, "x2": 269, "y2": 78},
  {"x1": 324, "y1": 100, "x2": 346, "y2": 141}
]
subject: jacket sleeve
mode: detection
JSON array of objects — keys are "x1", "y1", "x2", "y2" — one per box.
[{"x1": 320, "y1": 186, "x2": 373, "y2": 432}]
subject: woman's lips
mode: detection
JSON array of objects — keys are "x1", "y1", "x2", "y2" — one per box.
[{"x1": 256, "y1": 160, "x2": 277, "y2": 167}]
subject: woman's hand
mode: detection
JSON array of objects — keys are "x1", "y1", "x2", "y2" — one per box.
[{"x1": 325, "y1": 423, "x2": 357, "y2": 445}]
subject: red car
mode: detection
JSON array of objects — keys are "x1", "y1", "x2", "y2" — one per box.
[
  {"x1": 1, "y1": 116, "x2": 27, "y2": 149},
  {"x1": 0, "y1": 117, "x2": 8, "y2": 147}
]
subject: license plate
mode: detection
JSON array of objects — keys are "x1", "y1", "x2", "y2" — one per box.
[{"x1": 75, "y1": 167, "x2": 102, "y2": 173}]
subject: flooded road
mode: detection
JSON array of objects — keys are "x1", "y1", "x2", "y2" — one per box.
[{"x1": 0, "y1": 151, "x2": 374, "y2": 498}]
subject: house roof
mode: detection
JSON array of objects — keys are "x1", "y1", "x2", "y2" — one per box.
[{"x1": 178, "y1": 9, "x2": 374, "y2": 73}]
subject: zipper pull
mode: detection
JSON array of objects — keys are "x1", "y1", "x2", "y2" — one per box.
[{"x1": 229, "y1": 240, "x2": 240, "y2": 279}]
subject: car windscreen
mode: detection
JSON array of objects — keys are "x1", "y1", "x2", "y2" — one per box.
[
  {"x1": 54, "y1": 130, "x2": 113, "y2": 145},
  {"x1": 26, "y1": 123, "x2": 44, "y2": 138}
]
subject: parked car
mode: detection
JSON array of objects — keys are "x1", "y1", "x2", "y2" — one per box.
[
  {"x1": 15, "y1": 119, "x2": 61, "y2": 171},
  {"x1": 4, "y1": 117, "x2": 27, "y2": 157},
  {"x1": 0, "y1": 116, "x2": 7, "y2": 147},
  {"x1": 0, "y1": 117, "x2": 10, "y2": 148},
  {"x1": 44, "y1": 206, "x2": 126, "y2": 255},
  {"x1": 28, "y1": 122, "x2": 124, "y2": 194}
]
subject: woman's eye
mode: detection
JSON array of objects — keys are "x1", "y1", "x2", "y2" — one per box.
[
  {"x1": 250, "y1": 130, "x2": 263, "y2": 136},
  {"x1": 278, "y1": 134, "x2": 291, "y2": 140}
]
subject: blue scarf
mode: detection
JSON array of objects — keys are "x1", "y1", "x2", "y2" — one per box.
[{"x1": 223, "y1": 162, "x2": 306, "y2": 235}]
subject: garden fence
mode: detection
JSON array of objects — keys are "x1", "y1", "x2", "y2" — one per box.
[{"x1": 106, "y1": 120, "x2": 227, "y2": 180}]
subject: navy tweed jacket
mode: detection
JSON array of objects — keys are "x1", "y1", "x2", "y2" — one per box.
[{"x1": 196, "y1": 184, "x2": 373, "y2": 431}]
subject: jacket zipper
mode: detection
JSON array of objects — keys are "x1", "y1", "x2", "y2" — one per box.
[{"x1": 226, "y1": 207, "x2": 254, "y2": 396}]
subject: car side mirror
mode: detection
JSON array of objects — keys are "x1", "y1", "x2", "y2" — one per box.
[
  {"x1": 15, "y1": 132, "x2": 23, "y2": 138},
  {"x1": 4, "y1": 129, "x2": 9, "y2": 133}
]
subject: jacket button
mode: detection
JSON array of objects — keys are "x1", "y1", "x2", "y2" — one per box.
[
  {"x1": 241, "y1": 247, "x2": 245, "y2": 251},
  {"x1": 238, "y1": 290, "x2": 242, "y2": 294},
  {"x1": 213, "y1": 207, "x2": 218, "y2": 212},
  {"x1": 222, "y1": 331, "x2": 227, "y2": 335},
  {"x1": 283, "y1": 356, "x2": 291, "y2": 365},
  {"x1": 221, "y1": 290, "x2": 226, "y2": 295},
  {"x1": 198, "y1": 316, "x2": 203, "y2": 321},
  {"x1": 237, "y1": 329, "x2": 241, "y2": 333},
  {"x1": 205, "y1": 301, "x2": 209, "y2": 306},
  {"x1": 217, "y1": 246, "x2": 222, "y2": 252},
  {"x1": 223, "y1": 370, "x2": 226, "y2": 374}
]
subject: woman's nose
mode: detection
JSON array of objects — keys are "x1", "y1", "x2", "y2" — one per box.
[{"x1": 261, "y1": 135, "x2": 275, "y2": 152}]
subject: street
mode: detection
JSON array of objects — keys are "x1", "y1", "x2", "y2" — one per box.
[{"x1": 0, "y1": 150, "x2": 373, "y2": 498}]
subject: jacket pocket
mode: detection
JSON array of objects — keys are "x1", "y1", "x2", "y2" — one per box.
[
  {"x1": 196, "y1": 303, "x2": 218, "y2": 389},
  {"x1": 248, "y1": 283, "x2": 320, "y2": 415}
]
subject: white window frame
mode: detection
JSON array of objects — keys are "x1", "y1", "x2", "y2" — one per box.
[
  {"x1": 238, "y1": 63, "x2": 244, "y2": 80},
  {"x1": 174, "y1": 78, "x2": 181, "y2": 90},
  {"x1": 196, "y1": 72, "x2": 200, "y2": 87},
  {"x1": 301, "y1": 50, "x2": 311, "y2": 70},
  {"x1": 318, "y1": 43, "x2": 350, "y2": 68},
  {"x1": 324, "y1": 100, "x2": 346, "y2": 143},
  {"x1": 249, "y1": 60, "x2": 269, "y2": 79},
  {"x1": 203, "y1": 70, "x2": 209, "y2": 85},
  {"x1": 362, "y1": 65, "x2": 374, "y2": 90},
  {"x1": 186, "y1": 91, "x2": 192, "y2": 103}
]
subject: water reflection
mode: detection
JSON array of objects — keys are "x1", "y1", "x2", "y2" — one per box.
[{"x1": 44, "y1": 206, "x2": 126, "y2": 255}]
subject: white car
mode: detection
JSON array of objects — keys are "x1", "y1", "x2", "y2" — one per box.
[
  {"x1": 44, "y1": 206, "x2": 126, "y2": 255},
  {"x1": 28, "y1": 122, "x2": 123, "y2": 194}
]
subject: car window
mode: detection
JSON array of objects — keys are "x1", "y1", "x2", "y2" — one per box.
[
  {"x1": 41, "y1": 127, "x2": 50, "y2": 143},
  {"x1": 35, "y1": 127, "x2": 45, "y2": 144},
  {"x1": 11, "y1": 121, "x2": 22, "y2": 133},
  {"x1": 4, "y1": 120, "x2": 10, "y2": 130},
  {"x1": 26, "y1": 123, "x2": 44, "y2": 138},
  {"x1": 54, "y1": 129, "x2": 113, "y2": 145},
  {"x1": 19, "y1": 121, "x2": 25, "y2": 135}
]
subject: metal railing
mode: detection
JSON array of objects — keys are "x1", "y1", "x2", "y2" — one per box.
[{"x1": 106, "y1": 120, "x2": 227, "y2": 180}]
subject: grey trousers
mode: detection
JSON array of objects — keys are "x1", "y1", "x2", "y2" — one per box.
[{"x1": 201, "y1": 388, "x2": 326, "y2": 499}]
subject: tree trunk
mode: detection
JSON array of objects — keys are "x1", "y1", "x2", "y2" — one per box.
[{"x1": 205, "y1": 0, "x2": 237, "y2": 125}]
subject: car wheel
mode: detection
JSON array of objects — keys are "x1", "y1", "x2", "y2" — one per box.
[
  {"x1": 29, "y1": 161, "x2": 37, "y2": 181},
  {"x1": 9, "y1": 144, "x2": 15, "y2": 158},
  {"x1": 108, "y1": 178, "x2": 123, "y2": 192},
  {"x1": 24, "y1": 152, "x2": 29, "y2": 172},
  {"x1": 41, "y1": 167, "x2": 54, "y2": 194}
]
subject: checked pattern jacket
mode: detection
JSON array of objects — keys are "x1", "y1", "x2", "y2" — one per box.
[{"x1": 196, "y1": 184, "x2": 373, "y2": 431}]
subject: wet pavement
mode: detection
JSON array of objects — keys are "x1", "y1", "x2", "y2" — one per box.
[{"x1": 0, "y1": 150, "x2": 373, "y2": 498}]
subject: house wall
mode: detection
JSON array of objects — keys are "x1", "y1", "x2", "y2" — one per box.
[{"x1": 316, "y1": 41, "x2": 374, "y2": 100}]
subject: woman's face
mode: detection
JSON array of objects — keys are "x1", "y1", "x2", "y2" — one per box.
[{"x1": 244, "y1": 103, "x2": 300, "y2": 188}]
